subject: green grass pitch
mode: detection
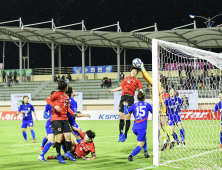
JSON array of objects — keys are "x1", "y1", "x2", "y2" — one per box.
[{"x1": 0, "y1": 120, "x2": 221, "y2": 170}]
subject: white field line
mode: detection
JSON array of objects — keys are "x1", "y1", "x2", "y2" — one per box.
[
  {"x1": 0, "y1": 134, "x2": 135, "y2": 149},
  {"x1": 135, "y1": 149, "x2": 221, "y2": 170}
]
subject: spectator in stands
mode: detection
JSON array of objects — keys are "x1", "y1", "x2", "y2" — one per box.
[
  {"x1": 188, "y1": 64, "x2": 192, "y2": 78},
  {"x1": 104, "y1": 78, "x2": 109, "y2": 87},
  {"x1": 216, "y1": 74, "x2": 220, "y2": 89},
  {"x1": 9, "y1": 70, "x2": 12, "y2": 80},
  {"x1": 210, "y1": 73, "x2": 216, "y2": 89},
  {"x1": 7, "y1": 76, "x2": 11, "y2": 87},
  {"x1": 145, "y1": 85, "x2": 149, "y2": 92},
  {"x1": 101, "y1": 79, "x2": 105, "y2": 88},
  {"x1": 54, "y1": 75, "x2": 58, "y2": 83},
  {"x1": 107, "y1": 78, "x2": 112, "y2": 87},
  {"x1": 178, "y1": 64, "x2": 182, "y2": 77},
  {"x1": 57, "y1": 75, "x2": 60, "y2": 82},
  {"x1": 171, "y1": 82, "x2": 175, "y2": 89},
  {"x1": 193, "y1": 80, "x2": 197, "y2": 89},
  {"x1": 66, "y1": 73, "x2": 72, "y2": 81},
  {"x1": 13, "y1": 70, "x2": 17, "y2": 82},
  {"x1": 120, "y1": 72, "x2": 124, "y2": 80},
  {"x1": 203, "y1": 62, "x2": 208, "y2": 78},
  {"x1": 179, "y1": 76, "x2": 183, "y2": 87},
  {"x1": 2, "y1": 70, "x2": 6, "y2": 82},
  {"x1": 61, "y1": 75, "x2": 65, "y2": 81},
  {"x1": 185, "y1": 64, "x2": 189, "y2": 77}
]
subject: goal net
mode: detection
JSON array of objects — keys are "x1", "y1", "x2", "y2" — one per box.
[{"x1": 152, "y1": 39, "x2": 222, "y2": 170}]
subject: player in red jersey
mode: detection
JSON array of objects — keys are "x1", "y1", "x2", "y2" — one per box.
[
  {"x1": 47, "y1": 128, "x2": 96, "y2": 160},
  {"x1": 109, "y1": 66, "x2": 143, "y2": 142},
  {"x1": 45, "y1": 80, "x2": 78, "y2": 163}
]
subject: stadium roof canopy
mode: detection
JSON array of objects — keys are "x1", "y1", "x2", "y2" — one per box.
[{"x1": 0, "y1": 18, "x2": 222, "y2": 81}]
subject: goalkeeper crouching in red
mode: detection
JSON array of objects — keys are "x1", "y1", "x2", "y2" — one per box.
[{"x1": 47, "y1": 128, "x2": 96, "y2": 160}]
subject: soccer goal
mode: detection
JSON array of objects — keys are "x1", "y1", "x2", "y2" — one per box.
[{"x1": 152, "y1": 39, "x2": 222, "y2": 170}]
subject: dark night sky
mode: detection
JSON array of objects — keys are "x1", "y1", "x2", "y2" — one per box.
[{"x1": 0, "y1": 0, "x2": 222, "y2": 70}]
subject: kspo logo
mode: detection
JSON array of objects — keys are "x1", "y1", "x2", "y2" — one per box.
[{"x1": 99, "y1": 114, "x2": 120, "y2": 120}]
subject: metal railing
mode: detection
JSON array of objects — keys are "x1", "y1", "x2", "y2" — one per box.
[{"x1": 33, "y1": 64, "x2": 152, "y2": 75}]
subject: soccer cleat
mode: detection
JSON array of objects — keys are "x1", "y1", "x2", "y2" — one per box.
[
  {"x1": 161, "y1": 142, "x2": 169, "y2": 151},
  {"x1": 144, "y1": 151, "x2": 150, "y2": 158},
  {"x1": 24, "y1": 140, "x2": 28, "y2": 142},
  {"x1": 182, "y1": 141, "x2": 186, "y2": 148},
  {"x1": 38, "y1": 156, "x2": 46, "y2": 161},
  {"x1": 118, "y1": 133, "x2": 123, "y2": 142},
  {"x1": 170, "y1": 141, "x2": 175, "y2": 149},
  {"x1": 33, "y1": 140, "x2": 36, "y2": 143},
  {"x1": 220, "y1": 144, "x2": 222, "y2": 149},
  {"x1": 57, "y1": 154, "x2": 65, "y2": 164},
  {"x1": 41, "y1": 147, "x2": 44, "y2": 152},
  {"x1": 177, "y1": 141, "x2": 180, "y2": 147},
  {"x1": 121, "y1": 134, "x2": 127, "y2": 142},
  {"x1": 65, "y1": 152, "x2": 76, "y2": 161},
  {"x1": 128, "y1": 155, "x2": 133, "y2": 161},
  {"x1": 47, "y1": 155, "x2": 56, "y2": 160}
]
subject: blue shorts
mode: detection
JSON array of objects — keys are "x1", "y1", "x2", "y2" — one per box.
[
  {"x1": 72, "y1": 123, "x2": 81, "y2": 136},
  {"x1": 168, "y1": 115, "x2": 182, "y2": 126},
  {"x1": 46, "y1": 127, "x2": 54, "y2": 135},
  {"x1": 132, "y1": 128, "x2": 146, "y2": 141},
  {"x1": 21, "y1": 120, "x2": 33, "y2": 128}
]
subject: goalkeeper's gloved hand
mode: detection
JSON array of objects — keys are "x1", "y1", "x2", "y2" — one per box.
[
  {"x1": 140, "y1": 62, "x2": 145, "y2": 71},
  {"x1": 43, "y1": 112, "x2": 49, "y2": 119}
]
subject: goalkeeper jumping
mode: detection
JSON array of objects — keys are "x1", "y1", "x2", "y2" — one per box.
[{"x1": 140, "y1": 62, "x2": 175, "y2": 150}]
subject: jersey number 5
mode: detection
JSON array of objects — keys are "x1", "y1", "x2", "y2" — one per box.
[{"x1": 136, "y1": 106, "x2": 146, "y2": 117}]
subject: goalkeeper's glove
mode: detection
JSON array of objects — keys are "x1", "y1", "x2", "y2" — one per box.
[
  {"x1": 140, "y1": 62, "x2": 145, "y2": 71},
  {"x1": 43, "y1": 112, "x2": 49, "y2": 119}
]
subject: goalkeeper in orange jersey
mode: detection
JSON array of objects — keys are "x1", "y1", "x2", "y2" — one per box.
[{"x1": 140, "y1": 62, "x2": 175, "y2": 150}]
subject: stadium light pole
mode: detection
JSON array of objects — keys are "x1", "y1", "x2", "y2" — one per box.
[{"x1": 189, "y1": 14, "x2": 222, "y2": 27}]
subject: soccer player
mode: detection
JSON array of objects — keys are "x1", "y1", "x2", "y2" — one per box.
[
  {"x1": 47, "y1": 128, "x2": 96, "y2": 160},
  {"x1": 164, "y1": 88, "x2": 186, "y2": 147},
  {"x1": 212, "y1": 91, "x2": 222, "y2": 148},
  {"x1": 41, "y1": 91, "x2": 55, "y2": 151},
  {"x1": 140, "y1": 62, "x2": 175, "y2": 150},
  {"x1": 45, "y1": 80, "x2": 78, "y2": 163},
  {"x1": 16, "y1": 96, "x2": 38, "y2": 142},
  {"x1": 109, "y1": 66, "x2": 143, "y2": 142},
  {"x1": 66, "y1": 86, "x2": 91, "y2": 143},
  {"x1": 123, "y1": 91, "x2": 152, "y2": 161}
]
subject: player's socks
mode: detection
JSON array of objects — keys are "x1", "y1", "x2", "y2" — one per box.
[
  {"x1": 220, "y1": 132, "x2": 222, "y2": 144},
  {"x1": 173, "y1": 132, "x2": 179, "y2": 142},
  {"x1": 31, "y1": 130, "x2": 35, "y2": 140},
  {"x1": 125, "y1": 120, "x2": 131, "y2": 135},
  {"x1": 131, "y1": 146, "x2": 142, "y2": 157},
  {"x1": 179, "y1": 129, "x2": 185, "y2": 142},
  {"x1": 65, "y1": 141, "x2": 71, "y2": 153},
  {"x1": 41, "y1": 137, "x2": 48, "y2": 147},
  {"x1": 160, "y1": 128, "x2": 166, "y2": 143},
  {"x1": 165, "y1": 125, "x2": 174, "y2": 141},
  {"x1": 76, "y1": 139, "x2": 82, "y2": 143},
  {"x1": 61, "y1": 140, "x2": 67, "y2": 154},
  {"x1": 22, "y1": 131, "x2": 27, "y2": 140},
  {"x1": 143, "y1": 140, "x2": 147, "y2": 151},
  {"x1": 40, "y1": 142, "x2": 52, "y2": 156},
  {"x1": 119, "y1": 119, "x2": 125, "y2": 134},
  {"x1": 56, "y1": 142, "x2": 62, "y2": 155}
]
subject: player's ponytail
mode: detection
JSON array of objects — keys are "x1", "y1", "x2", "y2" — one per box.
[
  {"x1": 66, "y1": 86, "x2": 73, "y2": 98},
  {"x1": 137, "y1": 91, "x2": 145, "y2": 101}
]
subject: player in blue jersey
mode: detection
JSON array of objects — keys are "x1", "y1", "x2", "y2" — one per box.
[
  {"x1": 164, "y1": 88, "x2": 186, "y2": 148},
  {"x1": 66, "y1": 87, "x2": 91, "y2": 144},
  {"x1": 212, "y1": 91, "x2": 222, "y2": 149},
  {"x1": 124, "y1": 91, "x2": 152, "y2": 161},
  {"x1": 16, "y1": 96, "x2": 38, "y2": 142},
  {"x1": 40, "y1": 91, "x2": 55, "y2": 151}
]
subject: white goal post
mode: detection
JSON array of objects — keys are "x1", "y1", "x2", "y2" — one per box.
[{"x1": 152, "y1": 38, "x2": 222, "y2": 169}]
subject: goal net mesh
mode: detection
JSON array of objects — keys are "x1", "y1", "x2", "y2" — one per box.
[{"x1": 156, "y1": 40, "x2": 222, "y2": 170}]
